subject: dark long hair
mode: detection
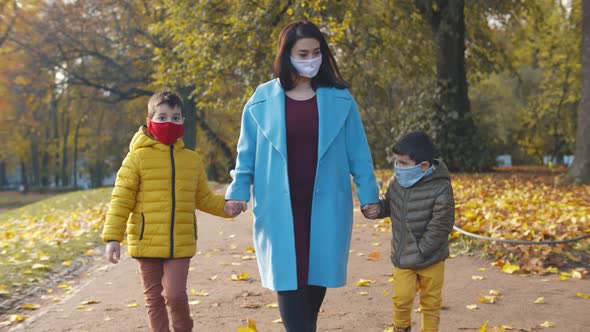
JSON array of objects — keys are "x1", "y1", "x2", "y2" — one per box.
[{"x1": 273, "y1": 20, "x2": 350, "y2": 91}]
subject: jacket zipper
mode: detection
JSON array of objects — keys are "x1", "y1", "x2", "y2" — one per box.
[
  {"x1": 139, "y1": 213, "x2": 145, "y2": 240},
  {"x1": 169, "y1": 144, "x2": 176, "y2": 258},
  {"x1": 395, "y1": 188, "x2": 410, "y2": 266}
]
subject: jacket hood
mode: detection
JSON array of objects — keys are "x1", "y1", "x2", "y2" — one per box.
[
  {"x1": 422, "y1": 159, "x2": 451, "y2": 183},
  {"x1": 129, "y1": 125, "x2": 185, "y2": 152}
]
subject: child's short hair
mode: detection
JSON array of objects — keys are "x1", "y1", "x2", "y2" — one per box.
[
  {"x1": 393, "y1": 131, "x2": 436, "y2": 165},
  {"x1": 147, "y1": 91, "x2": 184, "y2": 119}
]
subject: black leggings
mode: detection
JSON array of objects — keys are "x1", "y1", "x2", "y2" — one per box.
[{"x1": 277, "y1": 285, "x2": 327, "y2": 332}]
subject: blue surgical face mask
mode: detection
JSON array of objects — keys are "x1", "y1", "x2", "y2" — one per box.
[{"x1": 394, "y1": 161, "x2": 433, "y2": 188}]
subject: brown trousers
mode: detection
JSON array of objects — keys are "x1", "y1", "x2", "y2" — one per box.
[{"x1": 137, "y1": 257, "x2": 192, "y2": 332}]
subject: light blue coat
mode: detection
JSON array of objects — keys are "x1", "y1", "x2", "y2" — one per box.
[{"x1": 226, "y1": 79, "x2": 379, "y2": 291}]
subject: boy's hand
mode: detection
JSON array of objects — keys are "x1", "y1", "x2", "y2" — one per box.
[
  {"x1": 225, "y1": 200, "x2": 247, "y2": 217},
  {"x1": 361, "y1": 204, "x2": 380, "y2": 219},
  {"x1": 106, "y1": 241, "x2": 121, "y2": 264}
]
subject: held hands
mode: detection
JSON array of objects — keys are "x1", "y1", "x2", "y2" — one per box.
[
  {"x1": 224, "y1": 200, "x2": 247, "y2": 218},
  {"x1": 361, "y1": 203, "x2": 380, "y2": 219},
  {"x1": 105, "y1": 241, "x2": 121, "y2": 264}
]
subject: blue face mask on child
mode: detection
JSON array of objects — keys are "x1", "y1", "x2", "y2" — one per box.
[{"x1": 394, "y1": 162, "x2": 434, "y2": 188}]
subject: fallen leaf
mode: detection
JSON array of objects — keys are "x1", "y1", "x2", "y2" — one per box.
[
  {"x1": 127, "y1": 303, "x2": 138, "y2": 308},
  {"x1": 472, "y1": 275, "x2": 485, "y2": 280},
  {"x1": 191, "y1": 290, "x2": 209, "y2": 296},
  {"x1": 62, "y1": 260, "x2": 72, "y2": 267},
  {"x1": 237, "y1": 318, "x2": 258, "y2": 332},
  {"x1": 355, "y1": 279, "x2": 374, "y2": 287},
  {"x1": 230, "y1": 272, "x2": 249, "y2": 281},
  {"x1": 540, "y1": 321, "x2": 555, "y2": 328},
  {"x1": 479, "y1": 320, "x2": 489, "y2": 332},
  {"x1": 502, "y1": 263, "x2": 520, "y2": 274},
  {"x1": 477, "y1": 268, "x2": 487, "y2": 272},
  {"x1": 357, "y1": 291, "x2": 369, "y2": 296},
  {"x1": 21, "y1": 304, "x2": 40, "y2": 310},
  {"x1": 478, "y1": 295, "x2": 497, "y2": 304},
  {"x1": 533, "y1": 297, "x2": 545, "y2": 304},
  {"x1": 241, "y1": 303, "x2": 261, "y2": 309},
  {"x1": 209, "y1": 275, "x2": 219, "y2": 280},
  {"x1": 32, "y1": 264, "x2": 50, "y2": 270},
  {"x1": 188, "y1": 300, "x2": 200, "y2": 305},
  {"x1": 367, "y1": 251, "x2": 381, "y2": 261},
  {"x1": 80, "y1": 300, "x2": 100, "y2": 305},
  {"x1": 266, "y1": 303, "x2": 278, "y2": 308},
  {"x1": 576, "y1": 292, "x2": 590, "y2": 299},
  {"x1": 272, "y1": 318, "x2": 283, "y2": 324},
  {"x1": 241, "y1": 255, "x2": 256, "y2": 260},
  {"x1": 466, "y1": 304, "x2": 478, "y2": 310},
  {"x1": 10, "y1": 314, "x2": 26, "y2": 322},
  {"x1": 489, "y1": 289, "x2": 501, "y2": 296},
  {"x1": 245, "y1": 246, "x2": 256, "y2": 253}
]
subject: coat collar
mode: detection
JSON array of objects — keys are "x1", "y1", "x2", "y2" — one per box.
[{"x1": 249, "y1": 79, "x2": 351, "y2": 161}]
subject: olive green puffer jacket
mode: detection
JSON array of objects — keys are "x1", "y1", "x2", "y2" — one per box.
[{"x1": 378, "y1": 160, "x2": 455, "y2": 269}]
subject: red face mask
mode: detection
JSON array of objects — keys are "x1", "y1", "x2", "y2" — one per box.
[{"x1": 147, "y1": 121, "x2": 185, "y2": 145}]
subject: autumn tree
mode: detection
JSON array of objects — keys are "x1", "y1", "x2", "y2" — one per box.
[{"x1": 563, "y1": 0, "x2": 590, "y2": 184}]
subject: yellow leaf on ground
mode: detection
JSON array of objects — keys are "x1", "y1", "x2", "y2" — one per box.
[
  {"x1": 57, "y1": 283, "x2": 69, "y2": 289},
  {"x1": 21, "y1": 304, "x2": 40, "y2": 310},
  {"x1": 478, "y1": 295, "x2": 496, "y2": 304},
  {"x1": 540, "y1": 321, "x2": 555, "y2": 327},
  {"x1": 127, "y1": 303, "x2": 138, "y2": 308},
  {"x1": 62, "y1": 260, "x2": 72, "y2": 266},
  {"x1": 355, "y1": 279, "x2": 374, "y2": 287},
  {"x1": 80, "y1": 300, "x2": 100, "y2": 305},
  {"x1": 191, "y1": 290, "x2": 209, "y2": 296},
  {"x1": 266, "y1": 303, "x2": 278, "y2": 308},
  {"x1": 489, "y1": 289, "x2": 501, "y2": 296},
  {"x1": 357, "y1": 291, "x2": 369, "y2": 296},
  {"x1": 557, "y1": 275, "x2": 568, "y2": 281},
  {"x1": 245, "y1": 246, "x2": 256, "y2": 253},
  {"x1": 502, "y1": 263, "x2": 519, "y2": 274},
  {"x1": 479, "y1": 320, "x2": 489, "y2": 332},
  {"x1": 241, "y1": 255, "x2": 256, "y2": 260},
  {"x1": 188, "y1": 300, "x2": 200, "y2": 305},
  {"x1": 472, "y1": 275, "x2": 485, "y2": 280},
  {"x1": 576, "y1": 292, "x2": 590, "y2": 299},
  {"x1": 31, "y1": 264, "x2": 50, "y2": 270},
  {"x1": 10, "y1": 314, "x2": 26, "y2": 322},
  {"x1": 466, "y1": 304, "x2": 478, "y2": 310},
  {"x1": 571, "y1": 270, "x2": 583, "y2": 279},
  {"x1": 230, "y1": 272, "x2": 249, "y2": 281},
  {"x1": 533, "y1": 297, "x2": 545, "y2": 304},
  {"x1": 477, "y1": 268, "x2": 487, "y2": 272},
  {"x1": 210, "y1": 275, "x2": 219, "y2": 280},
  {"x1": 272, "y1": 318, "x2": 283, "y2": 324}
]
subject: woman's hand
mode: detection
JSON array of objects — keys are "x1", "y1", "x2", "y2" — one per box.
[
  {"x1": 105, "y1": 241, "x2": 121, "y2": 264},
  {"x1": 224, "y1": 200, "x2": 248, "y2": 217}
]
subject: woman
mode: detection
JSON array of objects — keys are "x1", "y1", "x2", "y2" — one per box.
[{"x1": 225, "y1": 20, "x2": 380, "y2": 332}]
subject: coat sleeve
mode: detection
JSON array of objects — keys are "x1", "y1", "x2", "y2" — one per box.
[
  {"x1": 225, "y1": 97, "x2": 257, "y2": 202},
  {"x1": 417, "y1": 182, "x2": 455, "y2": 257},
  {"x1": 345, "y1": 96, "x2": 380, "y2": 206},
  {"x1": 377, "y1": 181, "x2": 392, "y2": 219},
  {"x1": 102, "y1": 152, "x2": 140, "y2": 242},
  {"x1": 195, "y1": 156, "x2": 229, "y2": 218}
]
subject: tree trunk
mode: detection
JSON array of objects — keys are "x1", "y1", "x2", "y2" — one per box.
[
  {"x1": 562, "y1": 0, "x2": 590, "y2": 184},
  {"x1": 30, "y1": 135, "x2": 40, "y2": 187},
  {"x1": 61, "y1": 114, "x2": 70, "y2": 187},
  {"x1": 178, "y1": 86, "x2": 197, "y2": 150},
  {"x1": 416, "y1": 0, "x2": 490, "y2": 171},
  {"x1": 72, "y1": 119, "x2": 82, "y2": 188},
  {"x1": 0, "y1": 161, "x2": 6, "y2": 188}
]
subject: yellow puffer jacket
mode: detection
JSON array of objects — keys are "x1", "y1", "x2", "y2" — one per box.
[{"x1": 102, "y1": 126, "x2": 228, "y2": 258}]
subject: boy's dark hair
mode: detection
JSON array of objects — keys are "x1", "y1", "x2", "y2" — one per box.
[
  {"x1": 273, "y1": 20, "x2": 350, "y2": 91},
  {"x1": 393, "y1": 131, "x2": 436, "y2": 165},
  {"x1": 147, "y1": 91, "x2": 184, "y2": 119}
]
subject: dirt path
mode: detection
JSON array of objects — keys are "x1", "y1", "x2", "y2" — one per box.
[{"x1": 3, "y1": 199, "x2": 589, "y2": 331}]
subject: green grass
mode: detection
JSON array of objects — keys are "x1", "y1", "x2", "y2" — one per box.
[
  {"x1": 0, "y1": 188, "x2": 112, "y2": 298},
  {"x1": 0, "y1": 192, "x2": 56, "y2": 210}
]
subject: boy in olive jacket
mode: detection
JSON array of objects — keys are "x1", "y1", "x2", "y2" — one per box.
[{"x1": 367, "y1": 131, "x2": 454, "y2": 332}]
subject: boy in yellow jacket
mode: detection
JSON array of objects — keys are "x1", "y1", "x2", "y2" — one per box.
[{"x1": 102, "y1": 91, "x2": 243, "y2": 332}]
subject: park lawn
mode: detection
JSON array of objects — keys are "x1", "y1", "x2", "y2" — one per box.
[
  {"x1": 0, "y1": 188, "x2": 111, "y2": 299},
  {"x1": 0, "y1": 192, "x2": 57, "y2": 211},
  {"x1": 376, "y1": 166, "x2": 590, "y2": 275}
]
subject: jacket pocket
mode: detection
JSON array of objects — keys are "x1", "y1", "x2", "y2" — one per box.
[
  {"x1": 139, "y1": 213, "x2": 146, "y2": 241},
  {"x1": 193, "y1": 213, "x2": 197, "y2": 240}
]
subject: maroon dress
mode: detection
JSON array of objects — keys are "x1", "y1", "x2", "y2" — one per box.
[{"x1": 285, "y1": 94, "x2": 319, "y2": 288}]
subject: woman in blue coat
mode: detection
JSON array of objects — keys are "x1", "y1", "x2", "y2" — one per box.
[{"x1": 225, "y1": 20, "x2": 380, "y2": 332}]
